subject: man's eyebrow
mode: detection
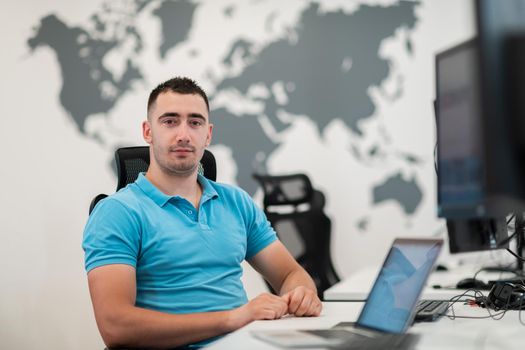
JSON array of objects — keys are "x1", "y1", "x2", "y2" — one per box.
[
  {"x1": 158, "y1": 112, "x2": 180, "y2": 119},
  {"x1": 157, "y1": 112, "x2": 206, "y2": 121},
  {"x1": 188, "y1": 113, "x2": 206, "y2": 121}
]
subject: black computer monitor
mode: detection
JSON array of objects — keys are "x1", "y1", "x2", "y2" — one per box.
[
  {"x1": 434, "y1": 0, "x2": 525, "y2": 255},
  {"x1": 475, "y1": 0, "x2": 525, "y2": 215},
  {"x1": 437, "y1": 1, "x2": 525, "y2": 220},
  {"x1": 435, "y1": 38, "x2": 485, "y2": 219},
  {"x1": 435, "y1": 38, "x2": 509, "y2": 253},
  {"x1": 434, "y1": 37, "x2": 515, "y2": 218}
]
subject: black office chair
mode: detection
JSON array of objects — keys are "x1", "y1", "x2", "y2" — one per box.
[
  {"x1": 252, "y1": 173, "x2": 340, "y2": 300},
  {"x1": 89, "y1": 146, "x2": 217, "y2": 214}
]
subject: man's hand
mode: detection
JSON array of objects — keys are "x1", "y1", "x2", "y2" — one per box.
[
  {"x1": 228, "y1": 293, "x2": 289, "y2": 329},
  {"x1": 282, "y1": 286, "x2": 322, "y2": 317},
  {"x1": 247, "y1": 241, "x2": 322, "y2": 317}
]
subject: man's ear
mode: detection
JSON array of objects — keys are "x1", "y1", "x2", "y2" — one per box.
[
  {"x1": 142, "y1": 120, "x2": 153, "y2": 144},
  {"x1": 206, "y1": 123, "x2": 213, "y2": 147}
]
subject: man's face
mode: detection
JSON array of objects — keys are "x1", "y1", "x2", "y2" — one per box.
[{"x1": 143, "y1": 91, "x2": 213, "y2": 177}]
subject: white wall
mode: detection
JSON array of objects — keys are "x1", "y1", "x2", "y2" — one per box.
[{"x1": 0, "y1": 1, "x2": 479, "y2": 349}]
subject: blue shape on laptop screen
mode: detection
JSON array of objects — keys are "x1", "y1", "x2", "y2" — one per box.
[{"x1": 356, "y1": 242, "x2": 441, "y2": 333}]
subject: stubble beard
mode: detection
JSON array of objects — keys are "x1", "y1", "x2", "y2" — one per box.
[{"x1": 154, "y1": 145, "x2": 199, "y2": 178}]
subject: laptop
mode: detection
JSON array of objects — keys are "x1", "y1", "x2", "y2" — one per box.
[{"x1": 251, "y1": 238, "x2": 444, "y2": 348}]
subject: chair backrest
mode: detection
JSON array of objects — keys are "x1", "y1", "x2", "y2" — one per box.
[
  {"x1": 252, "y1": 173, "x2": 340, "y2": 299},
  {"x1": 115, "y1": 146, "x2": 151, "y2": 191},
  {"x1": 89, "y1": 146, "x2": 217, "y2": 214}
]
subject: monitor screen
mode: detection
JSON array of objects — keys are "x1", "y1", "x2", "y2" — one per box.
[
  {"x1": 436, "y1": 1, "x2": 525, "y2": 220},
  {"x1": 436, "y1": 39, "x2": 484, "y2": 218},
  {"x1": 475, "y1": 0, "x2": 525, "y2": 210},
  {"x1": 435, "y1": 38, "x2": 510, "y2": 253},
  {"x1": 434, "y1": 2, "x2": 525, "y2": 255}
]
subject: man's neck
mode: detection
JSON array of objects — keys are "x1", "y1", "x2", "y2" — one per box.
[{"x1": 145, "y1": 165, "x2": 202, "y2": 208}]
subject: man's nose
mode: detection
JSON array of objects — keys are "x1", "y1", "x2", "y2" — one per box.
[{"x1": 176, "y1": 122, "x2": 191, "y2": 142}]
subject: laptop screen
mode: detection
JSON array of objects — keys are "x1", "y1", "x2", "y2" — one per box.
[{"x1": 356, "y1": 238, "x2": 443, "y2": 333}]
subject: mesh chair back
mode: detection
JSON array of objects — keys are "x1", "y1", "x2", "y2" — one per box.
[
  {"x1": 255, "y1": 174, "x2": 314, "y2": 208},
  {"x1": 253, "y1": 173, "x2": 340, "y2": 299},
  {"x1": 115, "y1": 146, "x2": 150, "y2": 191}
]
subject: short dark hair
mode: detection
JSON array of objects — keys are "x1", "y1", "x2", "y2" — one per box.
[{"x1": 147, "y1": 77, "x2": 209, "y2": 116}]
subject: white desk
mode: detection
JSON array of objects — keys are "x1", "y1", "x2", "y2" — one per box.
[
  {"x1": 205, "y1": 302, "x2": 525, "y2": 349},
  {"x1": 323, "y1": 266, "x2": 514, "y2": 301}
]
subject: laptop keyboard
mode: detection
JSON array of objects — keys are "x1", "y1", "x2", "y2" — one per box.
[{"x1": 415, "y1": 300, "x2": 449, "y2": 321}]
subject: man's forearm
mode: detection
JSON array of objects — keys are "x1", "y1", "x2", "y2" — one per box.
[
  {"x1": 87, "y1": 265, "x2": 261, "y2": 348},
  {"x1": 278, "y1": 268, "x2": 317, "y2": 296},
  {"x1": 98, "y1": 305, "x2": 248, "y2": 349}
]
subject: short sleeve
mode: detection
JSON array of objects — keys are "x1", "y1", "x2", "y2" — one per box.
[
  {"x1": 82, "y1": 198, "x2": 141, "y2": 272},
  {"x1": 240, "y1": 191, "x2": 277, "y2": 259}
]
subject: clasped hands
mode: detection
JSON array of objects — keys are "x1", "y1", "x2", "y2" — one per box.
[{"x1": 243, "y1": 286, "x2": 322, "y2": 321}]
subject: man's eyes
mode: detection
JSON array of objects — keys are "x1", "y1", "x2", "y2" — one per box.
[
  {"x1": 161, "y1": 119, "x2": 178, "y2": 127},
  {"x1": 189, "y1": 119, "x2": 203, "y2": 126},
  {"x1": 161, "y1": 118, "x2": 203, "y2": 127}
]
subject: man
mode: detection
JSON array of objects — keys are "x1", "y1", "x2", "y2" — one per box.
[{"x1": 83, "y1": 77, "x2": 322, "y2": 349}]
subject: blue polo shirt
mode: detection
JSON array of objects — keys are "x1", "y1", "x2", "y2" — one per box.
[{"x1": 83, "y1": 173, "x2": 277, "y2": 316}]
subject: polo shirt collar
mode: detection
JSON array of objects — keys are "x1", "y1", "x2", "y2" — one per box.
[
  {"x1": 198, "y1": 173, "x2": 219, "y2": 203},
  {"x1": 135, "y1": 173, "x2": 218, "y2": 207}
]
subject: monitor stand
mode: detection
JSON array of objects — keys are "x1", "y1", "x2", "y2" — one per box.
[
  {"x1": 450, "y1": 213, "x2": 525, "y2": 289},
  {"x1": 486, "y1": 213, "x2": 525, "y2": 287}
]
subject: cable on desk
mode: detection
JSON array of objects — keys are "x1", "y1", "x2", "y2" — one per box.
[
  {"x1": 441, "y1": 289, "x2": 508, "y2": 321},
  {"x1": 519, "y1": 295, "x2": 525, "y2": 326},
  {"x1": 442, "y1": 285, "x2": 525, "y2": 326}
]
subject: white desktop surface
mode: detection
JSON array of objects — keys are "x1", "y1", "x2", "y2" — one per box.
[
  {"x1": 205, "y1": 302, "x2": 525, "y2": 349},
  {"x1": 323, "y1": 266, "x2": 514, "y2": 301}
]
